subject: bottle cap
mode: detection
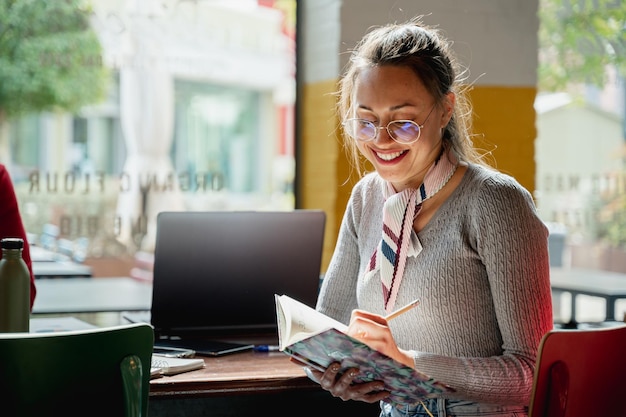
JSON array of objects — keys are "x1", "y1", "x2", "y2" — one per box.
[{"x1": 1, "y1": 238, "x2": 24, "y2": 249}]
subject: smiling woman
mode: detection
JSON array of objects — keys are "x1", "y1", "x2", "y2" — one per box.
[{"x1": 313, "y1": 18, "x2": 552, "y2": 417}]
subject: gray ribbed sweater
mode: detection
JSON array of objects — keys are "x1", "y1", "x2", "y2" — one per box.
[{"x1": 317, "y1": 163, "x2": 553, "y2": 407}]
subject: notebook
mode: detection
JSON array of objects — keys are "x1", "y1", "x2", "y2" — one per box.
[{"x1": 149, "y1": 210, "x2": 326, "y2": 355}]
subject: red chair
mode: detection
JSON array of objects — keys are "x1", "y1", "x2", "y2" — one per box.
[{"x1": 529, "y1": 324, "x2": 626, "y2": 416}]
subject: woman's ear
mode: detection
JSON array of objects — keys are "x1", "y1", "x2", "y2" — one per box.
[{"x1": 441, "y1": 92, "x2": 456, "y2": 127}]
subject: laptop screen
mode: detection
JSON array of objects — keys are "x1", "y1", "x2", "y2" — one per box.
[{"x1": 150, "y1": 210, "x2": 326, "y2": 341}]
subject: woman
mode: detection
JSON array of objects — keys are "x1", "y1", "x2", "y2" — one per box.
[
  {"x1": 310, "y1": 19, "x2": 553, "y2": 416},
  {"x1": 0, "y1": 164, "x2": 37, "y2": 310}
]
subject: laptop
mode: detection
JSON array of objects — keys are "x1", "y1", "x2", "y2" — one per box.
[{"x1": 149, "y1": 210, "x2": 326, "y2": 356}]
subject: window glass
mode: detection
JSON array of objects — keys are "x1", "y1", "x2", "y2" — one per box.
[
  {"x1": 10, "y1": 115, "x2": 40, "y2": 172},
  {"x1": 7, "y1": 0, "x2": 297, "y2": 279},
  {"x1": 173, "y1": 80, "x2": 261, "y2": 196},
  {"x1": 536, "y1": 0, "x2": 626, "y2": 323}
]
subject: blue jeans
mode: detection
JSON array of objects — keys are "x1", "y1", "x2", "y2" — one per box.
[{"x1": 380, "y1": 398, "x2": 528, "y2": 417}]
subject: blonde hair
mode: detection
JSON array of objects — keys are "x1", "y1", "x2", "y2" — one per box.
[{"x1": 337, "y1": 18, "x2": 488, "y2": 177}]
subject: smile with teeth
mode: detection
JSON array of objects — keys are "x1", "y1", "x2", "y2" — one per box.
[{"x1": 376, "y1": 150, "x2": 406, "y2": 161}]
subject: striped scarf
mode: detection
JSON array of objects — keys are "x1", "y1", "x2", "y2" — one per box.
[{"x1": 367, "y1": 149, "x2": 458, "y2": 313}]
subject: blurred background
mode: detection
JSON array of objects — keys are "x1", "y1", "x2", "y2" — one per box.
[{"x1": 2, "y1": 0, "x2": 625, "y2": 322}]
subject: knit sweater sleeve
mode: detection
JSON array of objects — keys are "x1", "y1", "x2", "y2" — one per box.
[
  {"x1": 315, "y1": 176, "x2": 372, "y2": 325},
  {"x1": 411, "y1": 169, "x2": 553, "y2": 405}
]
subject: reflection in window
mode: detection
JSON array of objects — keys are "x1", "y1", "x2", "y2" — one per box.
[
  {"x1": 8, "y1": 0, "x2": 297, "y2": 276},
  {"x1": 536, "y1": 0, "x2": 626, "y2": 322},
  {"x1": 174, "y1": 81, "x2": 261, "y2": 196}
]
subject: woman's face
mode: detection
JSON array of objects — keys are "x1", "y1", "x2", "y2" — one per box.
[{"x1": 352, "y1": 65, "x2": 454, "y2": 191}]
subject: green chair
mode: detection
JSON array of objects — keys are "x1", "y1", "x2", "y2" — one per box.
[{"x1": 0, "y1": 323, "x2": 154, "y2": 417}]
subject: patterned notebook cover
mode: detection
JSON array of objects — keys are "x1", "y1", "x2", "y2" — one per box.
[{"x1": 284, "y1": 327, "x2": 455, "y2": 404}]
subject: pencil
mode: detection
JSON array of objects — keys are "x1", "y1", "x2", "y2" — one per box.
[{"x1": 384, "y1": 299, "x2": 420, "y2": 321}]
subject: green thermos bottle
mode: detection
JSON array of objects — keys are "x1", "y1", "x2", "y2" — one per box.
[{"x1": 0, "y1": 237, "x2": 30, "y2": 332}]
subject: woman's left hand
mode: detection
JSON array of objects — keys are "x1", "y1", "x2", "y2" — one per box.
[
  {"x1": 302, "y1": 309, "x2": 416, "y2": 403},
  {"x1": 305, "y1": 363, "x2": 390, "y2": 403}
]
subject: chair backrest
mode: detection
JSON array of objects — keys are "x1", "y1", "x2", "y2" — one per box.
[
  {"x1": 0, "y1": 323, "x2": 154, "y2": 417},
  {"x1": 529, "y1": 324, "x2": 626, "y2": 417}
]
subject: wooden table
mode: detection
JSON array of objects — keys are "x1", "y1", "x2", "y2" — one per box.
[
  {"x1": 148, "y1": 350, "x2": 380, "y2": 416},
  {"x1": 551, "y1": 267, "x2": 626, "y2": 323},
  {"x1": 150, "y1": 350, "x2": 314, "y2": 397},
  {"x1": 29, "y1": 278, "x2": 379, "y2": 416}
]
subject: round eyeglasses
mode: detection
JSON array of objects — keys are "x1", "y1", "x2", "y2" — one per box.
[{"x1": 342, "y1": 105, "x2": 436, "y2": 144}]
